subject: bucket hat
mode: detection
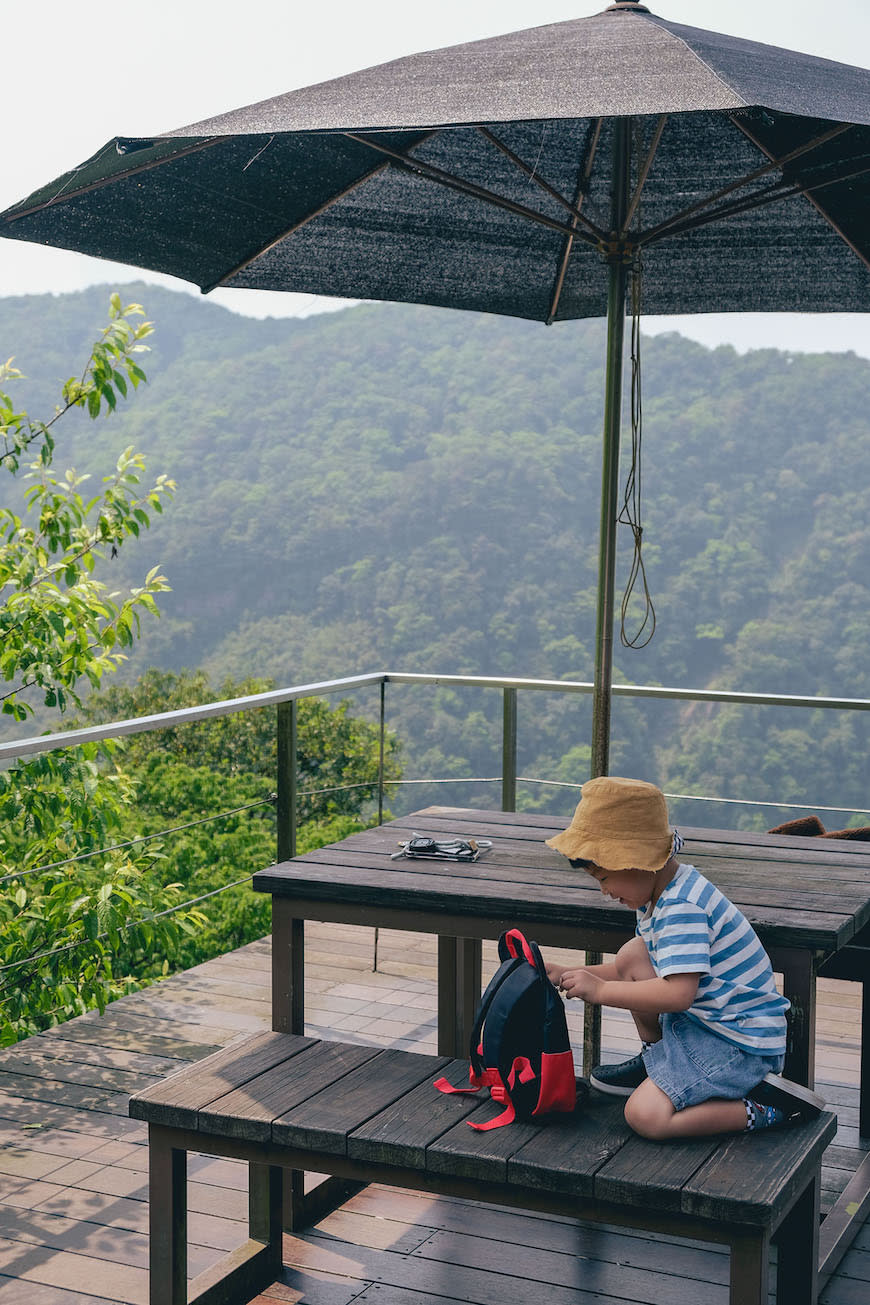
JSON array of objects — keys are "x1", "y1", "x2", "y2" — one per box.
[{"x1": 546, "y1": 776, "x2": 674, "y2": 872}]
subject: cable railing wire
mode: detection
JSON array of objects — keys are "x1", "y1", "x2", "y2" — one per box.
[
  {"x1": 0, "y1": 779, "x2": 389, "y2": 885},
  {"x1": 388, "y1": 774, "x2": 870, "y2": 819},
  {"x1": 0, "y1": 871, "x2": 258, "y2": 988},
  {"x1": 0, "y1": 798, "x2": 275, "y2": 885}
]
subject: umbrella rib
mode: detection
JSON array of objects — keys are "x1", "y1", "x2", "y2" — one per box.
[
  {"x1": 733, "y1": 116, "x2": 870, "y2": 273},
  {"x1": 201, "y1": 157, "x2": 396, "y2": 293},
  {"x1": 475, "y1": 126, "x2": 606, "y2": 239},
  {"x1": 622, "y1": 115, "x2": 668, "y2": 234},
  {"x1": 343, "y1": 132, "x2": 599, "y2": 245},
  {"x1": 2, "y1": 137, "x2": 227, "y2": 222},
  {"x1": 636, "y1": 121, "x2": 853, "y2": 248},
  {"x1": 547, "y1": 119, "x2": 604, "y2": 325},
  {"x1": 638, "y1": 153, "x2": 870, "y2": 248}
]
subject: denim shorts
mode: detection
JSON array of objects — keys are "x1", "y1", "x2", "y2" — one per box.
[{"x1": 643, "y1": 1013, "x2": 785, "y2": 1111}]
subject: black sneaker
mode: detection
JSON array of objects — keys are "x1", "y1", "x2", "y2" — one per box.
[
  {"x1": 589, "y1": 1052, "x2": 648, "y2": 1097},
  {"x1": 753, "y1": 1072, "x2": 825, "y2": 1123}
]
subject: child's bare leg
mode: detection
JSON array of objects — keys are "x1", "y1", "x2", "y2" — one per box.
[
  {"x1": 612, "y1": 937, "x2": 661, "y2": 1044},
  {"x1": 625, "y1": 1078, "x2": 748, "y2": 1139}
]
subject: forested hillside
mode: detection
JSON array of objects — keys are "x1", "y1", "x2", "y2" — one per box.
[{"x1": 3, "y1": 284, "x2": 870, "y2": 828}]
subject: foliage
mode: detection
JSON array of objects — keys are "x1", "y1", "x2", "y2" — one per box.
[
  {"x1": 0, "y1": 298, "x2": 206, "y2": 1045},
  {"x1": 78, "y1": 667, "x2": 401, "y2": 970},
  {"x1": 4, "y1": 288, "x2": 870, "y2": 828}
]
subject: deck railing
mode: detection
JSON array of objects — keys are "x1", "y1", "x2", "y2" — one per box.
[{"x1": 4, "y1": 671, "x2": 870, "y2": 856}]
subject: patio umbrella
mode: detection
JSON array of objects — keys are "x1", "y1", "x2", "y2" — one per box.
[{"x1": 4, "y1": 0, "x2": 870, "y2": 775}]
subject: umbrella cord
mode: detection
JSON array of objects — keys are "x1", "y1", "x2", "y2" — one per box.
[{"x1": 618, "y1": 252, "x2": 656, "y2": 648}]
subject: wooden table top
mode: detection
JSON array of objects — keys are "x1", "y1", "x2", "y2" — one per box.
[{"x1": 253, "y1": 806, "x2": 870, "y2": 955}]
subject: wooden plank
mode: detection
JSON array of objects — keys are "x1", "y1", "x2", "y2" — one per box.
[
  {"x1": 820, "y1": 1150, "x2": 870, "y2": 1283},
  {"x1": 199, "y1": 1041, "x2": 381, "y2": 1143},
  {"x1": 506, "y1": 1093, "x2": 632, "y2": 1196},
  {"x1": 424, "y1": 1106, "x2": 548, "y2": 1185},
  {"x1": 681, "y1": 1111, "x2": 837, "y2": 1224},
  {"x1": 298, "y1": 842, "x2": 870, "y2": 917},
  {"x1": 253, "y1": 861, "x2": 853, "y2": 950},
  {"x1": 272, "y1": 1048, "x2": 449, "y2": 1154},
  {"x1": 348, "y1": 1059, "x2": 481, "y2": 1168},
  {"x1": 129, "y1": 1032, "x2": 315, "y2": 1128},
  {"x1": 594, "y1": 1132, "x2": 722, "y2": 1214}
]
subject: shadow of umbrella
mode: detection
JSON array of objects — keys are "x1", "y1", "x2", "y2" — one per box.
[{"x1": 3, "y1": 0, "x2": 870, "y2": 774}]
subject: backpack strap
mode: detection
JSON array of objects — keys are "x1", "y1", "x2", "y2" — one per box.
[{"x1": 502, "y1": 928, "x2": 537, "y2": 967}]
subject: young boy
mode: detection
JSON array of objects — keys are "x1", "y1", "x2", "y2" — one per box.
[{"x1": 545, "y1": 776, "x2": 824, "y2": 1139}]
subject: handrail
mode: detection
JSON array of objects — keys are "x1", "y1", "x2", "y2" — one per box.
[
  {"x1": 3, "y1": 669, "x2": 870, "y2": 763},
  {"x1": 0, "y1": 672, "x2": 386, "y2": 761}
]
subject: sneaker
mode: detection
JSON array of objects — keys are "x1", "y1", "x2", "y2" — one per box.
[
  {"x1": 590, "y1": 1052, "x2": 648, "y2": 1097},
  {"x1": 754, "y1": 1072, "x2": 825, "y2": 1123}
]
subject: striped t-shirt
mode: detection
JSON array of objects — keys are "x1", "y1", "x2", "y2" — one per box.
[{"x1": 636, "y1": 863, "x2": 789, "y2": 1056}]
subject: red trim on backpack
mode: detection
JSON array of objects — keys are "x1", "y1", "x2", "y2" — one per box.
[
  {"x1": 507, "y1": 1056, "x2": 536, "y2": 1088},
  {"x1": 503, "y1": 929, "x2": 537, "y2": 967},
  {"x1": 532, "y1": 1050, "x2": 577, "y2": 1116},
  {"x1": 433, "y1": 1075, "x2": 479, "y2": 1097},
  {"x1": 467, "y1": 1098, "x2": 516, "y2": 1131}
]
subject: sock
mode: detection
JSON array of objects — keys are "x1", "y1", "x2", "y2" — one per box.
[{"x1": 744, "y1": 1097, "x2": 784, "y2": 1131}]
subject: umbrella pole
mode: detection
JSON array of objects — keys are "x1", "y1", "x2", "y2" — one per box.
[
  {"x1": 584, "y1": 121, "x2": 630, "y2": 1076},
  {"x1": 590, "y1": 119, "x2": 631, "y2": 781}
]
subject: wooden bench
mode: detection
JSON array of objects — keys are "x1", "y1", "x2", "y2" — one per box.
[{"x1": 130, "y1": 1031, "x2": 836, "y2": 1305}]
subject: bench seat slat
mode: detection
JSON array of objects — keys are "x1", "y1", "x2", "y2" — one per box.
[
  {"x1": 272, "y1": 1048, "x2": 450, "y2": 1154},
  {"x1": 681, "y1": 1113, "x2": 837, "y2": 1224},
  {"x1": 594, "y1": 1133, "x2": 722, "y2": 1213},
  {"x1": 348, "y1": 1057, "x2": 481, "y2": 1168},
  {"x1": 127, "y1": 1030, "x2": 316, "y2": 1128},
  {"x1": 425, "y1": 1110, "x2": 548, "y2": 1184},
  {"x1": 199, "y1": 1040, "x2": 380, "y2": 1142},
  {"x1": 506, "y1": 1094, "x2": 633, "y2": 1196}
]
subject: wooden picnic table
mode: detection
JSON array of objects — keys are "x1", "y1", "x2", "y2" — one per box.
[{"x1": 253, "y1": 804, "x2": 870, "y2": 1276}]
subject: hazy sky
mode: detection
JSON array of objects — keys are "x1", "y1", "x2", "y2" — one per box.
[{"x1": 4, "y1": 0, "x2": 870, "y2": 356}]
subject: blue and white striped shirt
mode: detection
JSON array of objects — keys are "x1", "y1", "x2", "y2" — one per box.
[{"x1": 636, "y1": 863, "x2": 789, "y2": 1055}]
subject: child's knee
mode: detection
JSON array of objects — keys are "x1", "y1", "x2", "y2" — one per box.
[
  {"x1": 624, "y1": 1083, "x2": 675, "y2": 1140},
  {"x1": 615, "y1": 936, "x2": 655, "y2": 981}
]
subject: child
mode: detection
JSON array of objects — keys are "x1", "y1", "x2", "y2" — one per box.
[{"x1": 545, "y1": 776, "x2": 824, "y2": 1139}]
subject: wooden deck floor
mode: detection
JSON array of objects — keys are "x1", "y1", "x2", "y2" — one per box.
[{"x1": 0, "y1": 924, "x2": 866, "y2": 1304}]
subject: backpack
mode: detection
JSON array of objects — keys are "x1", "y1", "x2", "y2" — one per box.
[{"x1": 434, "y1": 928, "x2": 577, "y2": 1130}]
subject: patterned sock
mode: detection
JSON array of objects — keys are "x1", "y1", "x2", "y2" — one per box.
[{"x1": 744, "y1": 1098, "x2": 785, "y2": 1131}]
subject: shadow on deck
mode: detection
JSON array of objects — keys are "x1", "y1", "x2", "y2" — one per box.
[{"x1": 0, "y1": 925, "x2": 866, "y2": 1304}]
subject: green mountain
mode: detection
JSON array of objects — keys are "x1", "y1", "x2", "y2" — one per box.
[{"x1": 3, "y1": 283, "x2": 870, "y2": 828}]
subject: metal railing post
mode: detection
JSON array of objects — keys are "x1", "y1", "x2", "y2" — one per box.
[
  {"x1": 378, "y1": 679, "x2": 386, "y2": 828},
  {"x1": 277, "y1": 699, "x2": 297, "y2": 862},
  {"x1": 502, "y1": 687, "x2": 518, "y2": 813}
]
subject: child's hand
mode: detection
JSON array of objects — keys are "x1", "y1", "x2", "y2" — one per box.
[
  {"x1": 559, "y1": 968, "x2": 604, "y2": 1003},
  {"x1": 545, "y1": 961, "x2": 565, "y2": 986}
]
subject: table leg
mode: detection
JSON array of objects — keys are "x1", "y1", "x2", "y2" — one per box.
[
  {"x1": 438, "y1": 936, "x2": 481, "y2": 1057},
  {"x1": 775, "y1": 948, "x2": 816, "y2": 1087},
  {"x1": 148, "y1": 1125, "x2": 186, "y2": 1305},
  {"x1": 583, "y1": 950, "x2": 603, "y2": 1075},
  {"x1": 272, "y1": 898, "x2": 304, "y2": 1035}
]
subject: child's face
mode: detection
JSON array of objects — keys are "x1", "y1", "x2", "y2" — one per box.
[{"x1": 586, "y1": 864, "x2": 655, "y2": 910}]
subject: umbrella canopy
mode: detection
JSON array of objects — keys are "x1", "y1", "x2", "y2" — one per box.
[{"x1": 5, "y1": 0, "x2": 870, "y2": 772}]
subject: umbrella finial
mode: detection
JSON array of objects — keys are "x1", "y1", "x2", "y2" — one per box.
[{"x1": 604, "y1": 2, "x2": 652, "y2": 11}]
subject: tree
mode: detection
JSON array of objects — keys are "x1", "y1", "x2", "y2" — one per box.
[
  {"x1": 78, "y1": 667, "x2": 402, "y2": 970},
  {"x1": 0, "y1": 297, "x2": 205, "y2": 1045}
]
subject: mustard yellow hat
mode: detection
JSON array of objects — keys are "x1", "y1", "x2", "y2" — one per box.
[{"x1": 546, "y1": 776, "x2": 674, "y2": 873}]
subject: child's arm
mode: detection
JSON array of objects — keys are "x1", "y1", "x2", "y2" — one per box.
[
  {"x1": 546, "y1": 958, "x2": 620, "y2": 986},
  {"x1": 560, "y1": 969, "x2": 701, "y2": 1013}
]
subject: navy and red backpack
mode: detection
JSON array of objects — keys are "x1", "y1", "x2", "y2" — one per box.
[{"x1": 434, "y1": 928, "x2": 577, "y2": 1130}]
